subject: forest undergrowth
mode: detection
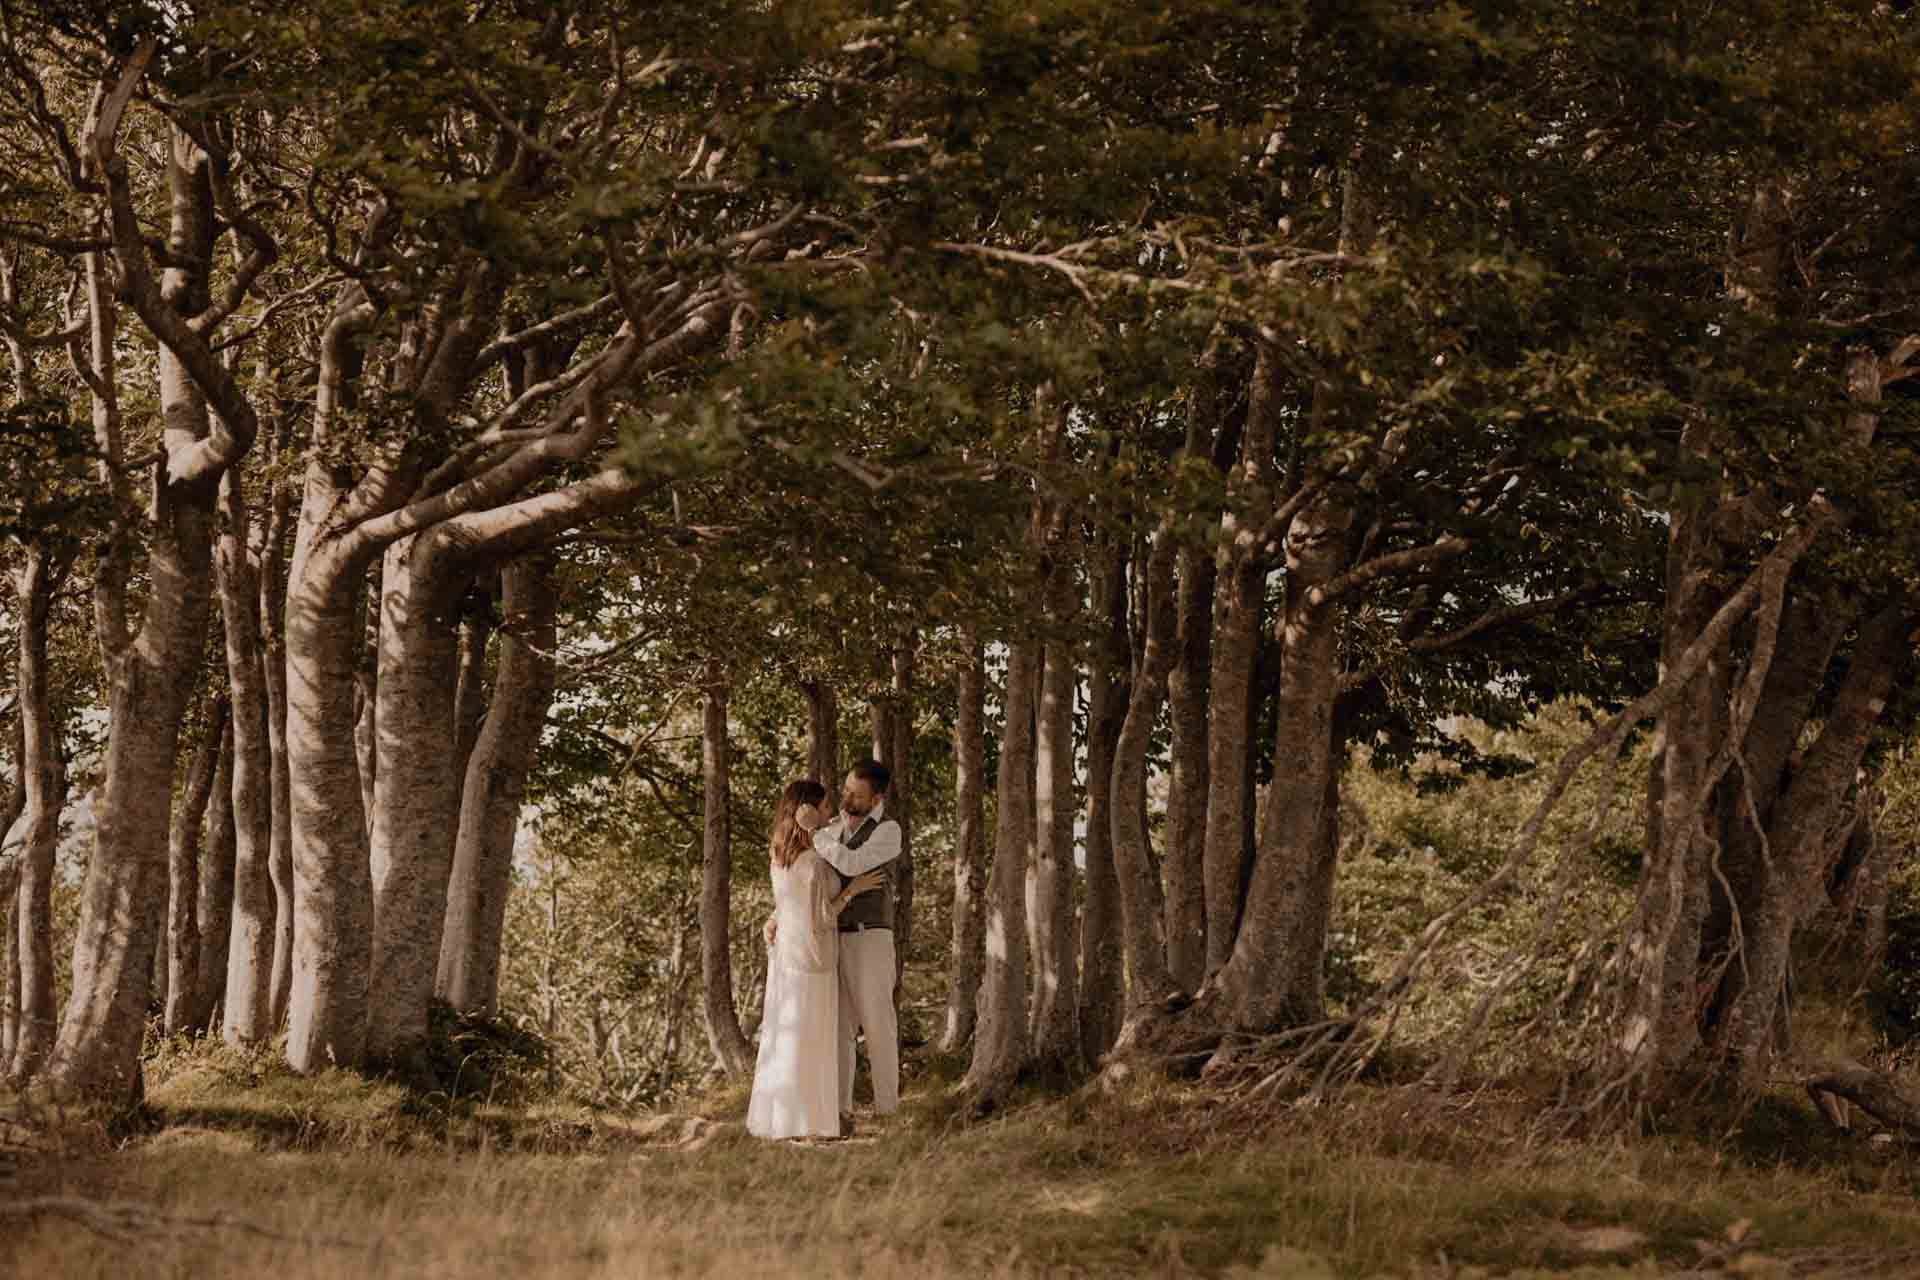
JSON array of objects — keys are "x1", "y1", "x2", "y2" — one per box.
[{"x1": 7, "y1": 1031, "x2": 1920, "y2": 1280}]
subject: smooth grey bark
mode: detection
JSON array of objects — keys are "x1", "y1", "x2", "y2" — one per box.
[
  {"x1": 51, "y1": 112, "x2": 254, "y2": 1100},
  {"x1": 10, "y1": 545, "x2": 68, "y2": 1078},
  {"x1": 962, "y1": 636, "x2": 1039, "y2": 1101},
  {"x1": 283, "y1": 572, "x2": 373, "y2": 1070},
  {"x1": 1165, "y1": 536, "x2": 1213, "y2": 993},
  {"x1": 1, "y1": 624, "x2": 23, "y2": 1067},
  {"x1": 939, "y1": 635, "x2": 987, "y2": 1053},
  {"x1": 1214, "y1": 503, "x2": 1345, "y2": 1031},
  {"x1": 1712, "y1": 600, "x2": 1910, "y2": 1082},
  {"x1": 1165, "y1": 366, "x2": 1240, "y2": 991},
  {"x1": 1207, "y1": 176, "x2": 1400, "y2": 1035},
  {"x1": 192, "y1": 716, "x2": 237, "y2": 1032},
  {"x1": 439, "y1": 555, "x2": 558, "y2": 1014},
  {"x1": 1078, "y1": 537, "x2": 1130, "y2": 1063},
  {"x1": 875, "y1": 639, "x2": 915, "y2": 986},
  {"x1": 260, "y1": 429, "x2": 296, "y2": 1031},
  {"x1": 366, "y1": 531, "x2": 470, "y2": 1063},
  {"x1": 1030, "y1": 572, "x2": 1081, "y2": 1068},
  {"x1": 218, "y1": 462, "x2": 277, "y2": 1044},
  {"x1": 700, "y1": 662, "x2": 753, "y2": 1076},
  {"x1": 451, "y1": 578, "x2": 496, "y2": 788},
  {"x1": 284, "y1": 290, "x2": 726, "y2": 1074},
  {"x1": 1204, "y1": 341, "x2": 1279, "y2": 976},
  {"x1": 1109, "y1": 529, "x2": 1179, "y2": 1012},
  {"x1": 354, "y1": 669, "x2": 377, "y2": 843},
  {"x1": 2, "y1": 863, "x2": 18, "y2": 1068},
  {"x1": 164, "y1": 702, "x2": 224, "y2": 1037},
  {"x1": 282, "y1": 301, "x2": 381, "y2": 1074}
]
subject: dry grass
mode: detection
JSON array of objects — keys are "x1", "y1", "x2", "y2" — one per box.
[{"x1": 6, "y1": 1057, "x2": 1920, "y2": 1279}]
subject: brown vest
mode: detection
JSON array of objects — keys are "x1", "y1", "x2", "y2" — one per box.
[{"x1": 835, "y1": 816, "x2": 894, "y2": 930}]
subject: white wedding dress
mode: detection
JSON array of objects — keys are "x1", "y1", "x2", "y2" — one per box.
[{"x1": 746, "y1": 847, "x2": 841, "y2": 1138}]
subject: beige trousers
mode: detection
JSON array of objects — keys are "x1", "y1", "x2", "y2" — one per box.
[{"x1": 836, "y1": 927, "x2": 898, "y2": 1113}]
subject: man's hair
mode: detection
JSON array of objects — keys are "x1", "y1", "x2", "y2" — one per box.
[{"x1": 850, "y1": 757, "x2": 891, "y2": 793}]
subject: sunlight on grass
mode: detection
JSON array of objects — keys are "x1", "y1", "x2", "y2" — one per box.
[{"x1": 11, "y1": 1067, "x2": 1920, "y2": 1278}]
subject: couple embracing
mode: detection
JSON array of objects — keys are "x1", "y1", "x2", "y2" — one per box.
[{"x1": 746, "y1": 758, "x2": 902, "y2": 1140}]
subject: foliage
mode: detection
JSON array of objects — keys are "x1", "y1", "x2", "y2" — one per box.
[
  {"x1": 1335, "y1": 702, "x2": 1650, "y2": 1068},
  {"x1": 417, "y1": 999, "x2": 550, "y2": 1105}
]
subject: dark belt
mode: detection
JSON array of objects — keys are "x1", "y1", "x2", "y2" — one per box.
[{"x1": 838, "y1": 922, "x2": 892, "y2": 934}]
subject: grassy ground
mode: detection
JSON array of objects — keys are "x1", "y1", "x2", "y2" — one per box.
[{"x1": 6, "y1": 1049, "x2": 1920, "y2": 1279}]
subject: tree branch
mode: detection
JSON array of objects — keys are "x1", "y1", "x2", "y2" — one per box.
[
  {"x1": 473, "y1": 293, "x2": 621, "y2": 370},
  {"x1": 93, "y1": 42, "x2": 259, "y2": 487},
  {"x1": 346, "y1": 300, "x2": 727, "y2": 554},
  {"x1": 1308, "y1": 535, "x2": 1471, "y2": 608},
  {"x1": 1405, "y1": 583, "x2": 1611, "y2": 654}
]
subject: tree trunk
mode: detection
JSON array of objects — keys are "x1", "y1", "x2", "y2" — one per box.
[
  {"x1": 47, "y1": 117, "x2": 255, "y2": 1105},
  {"x1": 962, "y1": 636, "x2": 1039, "y2": 1102},
  {"x1": 1616, "y1": 185, "x2": 1797, "y2": 1088},
  {"x1": 189, "y1": 717, "x2": 236, "y2": 1032},
  {"x1": 700, "y1": 661, "x2": 753, "y2": 1076},
  {"x1": 1620, "y1": 452, "x2": 1744, "y2": 1081},
  {"x1": 888, "y1": 640, "x2": 915, "y2": 986},
  {"x1": 10, "y1": 546, "x2": 67, "y2": 1078},
  {"x1": 1215, "y1": 495, "x2": 1347, "y2": 1031},
  {"x1": 1079, "y1": 537, "x2": 1130, "y2": 1063},
  {"x1": 1714, "y1": 600, "x2": 1910, "y2": 1083},
  {"x1": 1167, "y1": 346, "x2": 1246, "y2": 992},
  {"x1": 261, "y1": 451, "x2": 296, "y2": 1031},
  {"x1": 164, "y1": 703, "x2": 224, "y2": 1037},
  {"x1": 1165, "y1": 535, "x2": 1213, "y2": 993},
  {"x1": 1204, "y1": 341, "x2": 1279, "y2": 976},
  {"x1": 1030, "y1": 646, "x2": 1077, "y2": 1049},
  {"x1": 439, "y1": 555, "x2": 558, "y2": 1015},
  {"x1": 2, "y1": 863, "x2": 18, "y2": 1069},
  {"x1": 366, "y1": 532, "x2": 470, "y2": 1063},
  {"x1": 1030, "y1": 579, "x2": 1081, "y2": 1068},
  {"x1": 451, "y1": 577, "x2": 496, "y2": 787},
  {"x1": 802, "y1": 679, "x2": 840, "y2": 787},
  {"x1": 218, "y1": 463, "x2": 278, "y2": 1044},
  {"x1": 2, "y1": 725, "x2": 21, "y2": 1068},
  {"x1": 354, "y1": 670, "x2": 377, "y2": 843},
  {"x1": 939, "y1": 635, "x2": 987, "y2": 1053},
  {"x1": 283, "y1": 534, "x2": 378, "y2": 1073},
  {"x1": 56, "y1": 536, "x2": 213, "y2": 1097},
  {"x1": 1110, "y1": 529, "x2": 1179, "y2": 1013}
]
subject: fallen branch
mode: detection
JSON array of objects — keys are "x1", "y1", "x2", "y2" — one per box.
[{"x1": 1805, "y1": 1061, "x2": 1920, "y2": 1135}]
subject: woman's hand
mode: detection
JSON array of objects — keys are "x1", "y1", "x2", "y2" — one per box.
[{"x1": 844, "y1": 869, "x2": 887, "y2": 900}]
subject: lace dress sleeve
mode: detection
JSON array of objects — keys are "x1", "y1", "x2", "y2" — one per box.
[{"x1": 809, "y1": 852, "x2": 841, "y2": 936}]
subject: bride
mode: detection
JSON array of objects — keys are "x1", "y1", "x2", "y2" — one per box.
[{"x1": 746, "y1": 779, "x2": 884, "y2": 1139}]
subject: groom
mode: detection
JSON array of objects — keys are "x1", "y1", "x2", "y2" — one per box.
[{"x1": 813, "y1": 757, "x2": 902, "y2": 1119}]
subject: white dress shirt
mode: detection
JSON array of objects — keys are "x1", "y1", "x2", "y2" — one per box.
[{"x1": 813, "y1": 800, "x2": 901, "y2": 877}]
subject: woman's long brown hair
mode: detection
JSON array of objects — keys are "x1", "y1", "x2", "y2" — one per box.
[{"x1": 770, "y1": 778, "x2": 828, "y2": 868}]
